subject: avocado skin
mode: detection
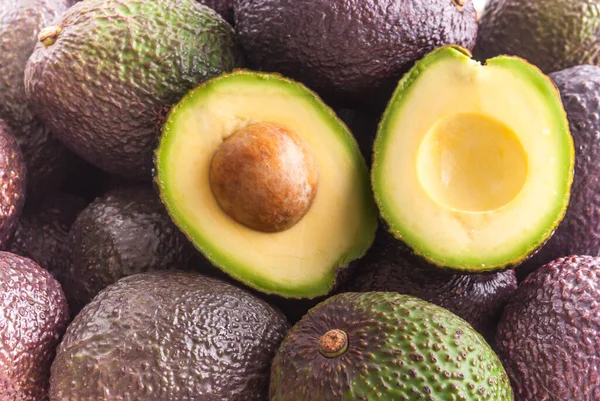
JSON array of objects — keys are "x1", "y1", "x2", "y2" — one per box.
[
  {"x1": 347, "y1": 228, "x2": 517, "y2": 341},
  {"x1": 270, "y1": 292, "x2": 512, "y2": 400},
  {"x1": 0, "y1": 121, "x2": 26, "y2": 248},
  {"x1": 497, "y1": 255, "x2": 600, "y2": 400},
  {"x1": 518, "y1": 65, "x2": 600, "y2": 280},
  {"x1": 50, "y1": 271, "x2": 289, "y2": 401},
  {"x1": 476, "y1": 0, "x2": 600, "y2": 73},
  {"x1": 234, "y1": 0, "x2": 478, "y2": 105},
  {"x1": 199, "y1": 0, "x2": 234, "y2": 23},
  {"x1": 0, "y1": 0, "x2": 74, "y2": 199},
  {"x1": 25, "y1": 0, "x2": 242, "y2": 180},
  {"x1": 6, "y1": 193, "x2": 87, "y2": 279},
  {"x1": 0, "y1": 251, "x2": 69, "y2": 401}
]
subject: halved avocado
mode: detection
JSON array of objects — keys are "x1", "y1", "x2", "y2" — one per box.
[
  {"x1": 155, "y1": 70, "x2": 378, "y2": 298},
  {"x1": 373, "y1": 46, "x2": 574, "y2": 272}
]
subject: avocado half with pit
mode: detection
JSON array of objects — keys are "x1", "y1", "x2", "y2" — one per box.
[
  {"x1": 373, "y1": 46, "x2": 574, "y2": 272},
  {"x1": 155, "y1": 71, "x2": 378, "y2": 298}
]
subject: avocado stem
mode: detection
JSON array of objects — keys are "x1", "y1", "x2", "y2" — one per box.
[
  {"x1": 452, "y1": 0, "x2": 466, "y2": 9},
  {"x1": 38, "y1": 26, "x2": 62, "y2": 47},
  {"x1": 318, "y1": 329, "x2": 348, "y2": 358}
]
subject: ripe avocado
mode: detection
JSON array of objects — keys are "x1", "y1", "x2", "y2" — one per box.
[
  {"x1": 347, "y1": 229, "x2": 517, "y2": 340},
  {"x1": 63, "y1": 186, "x2": 206, "y2": 313},
  {"x1": 270, "y1": 292, "x2": 513, "y2": 400},
  {"x1": 0, "y1": 120, "x2": 26, "y2": 248},
  {"x1": 0, "y1": 251, "x2": 69, "y2": 401},
  {"x1": 0, "y1": 0, "x2": 74, "y2": 199},
  {"x1": 199, "y1": 0, "x2": 233, "y2": 23},
  {"x1": 519, "y1": 65, "x2": 600, "y2": 279},
  {"x1": 234, "y1": 0, "x2": 478, "y2": 104},
  {"x1": 24, "y1": 0, "x2": 243, "y2": 180},
  {"x1": 50, "y1": 271, "x2": 289, "y2": 401},
  {"x1": 155, "y1": 70, "x2": 378, "y2": 299},
  {"x1": 476, "y1": 0, "x2": 600, "y2": 73},
  {"x1": 497, "y1": 255, "x2": 600, "y2": 400},
  {"x1": 372, "y1": 45, "x2": 574, "y2": 272},
  {"x1": 6, "y1": 193, "x2": 87, "y2": 279}
]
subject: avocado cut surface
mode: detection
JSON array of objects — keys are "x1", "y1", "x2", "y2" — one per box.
[
  {"x1": 0, "y1": 251, "x2": 69, "y2": 401},
  {"x1": 234, "y1": 0, "x2": 478, "y2": 104},
  {"x1": 476, "y1": 0, "x2": 600, "y2": 74},
  {"x1": 50, "y1": 271, "x2": 290, "y2": 401},
  {"x1": 347, "y1": 228, "x2": 517, "y2": 340},
  {"x1": 156, "y1": 70, "x2": 378, "y2": 299},
  {"x1": 372, "y1": 45, "x2": 574, "y2": 272},
  {"x1": 25, "y1": 0, "x2": 242, "y2": 180},
  {"x1": 270, "y1": 292, "x2": 513, "y2": 400},
  {"x1": 497, "y1": 255, "x2": 600, "y2": 400},
  {"x1": 519, "y1": 65, "x2": 600, "y2": 279}
]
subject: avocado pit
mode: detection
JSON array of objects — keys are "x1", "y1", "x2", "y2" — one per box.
[
  {"x1": 318, "y1": 329, "x2": 348, "y2": 358},
  {"x1": 209, "y1": 122, "x2": 319, "y2": 233}
]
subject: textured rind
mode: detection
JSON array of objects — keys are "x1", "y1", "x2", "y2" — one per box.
[
  {"x1": 497, "y1": 255, "x2": 600, "y2": 400},
  {"x1": 347, "y1": 229, "x2": 517, "y2": 340},
  {"x1": 0, "y1": 0, "x2": 73, "y2": 199},
  {"x1": 6, "y1": 193, "x2": 87, "y2": 278},
  {"x1": 25, "y1": 0, "x2": 242, "y2": 179},
  {"x1": 476, "y1": 0, "x2": 600, "y2": 74},
  {"x1": 234, "y1": 0, "x2": 478, "y2": 104},
  {"x1": 50, "y1": 271, "x2": 290, "y2": 401},
  {"x1": 0, "y1": 121, "x2": 26, "y2": 248},
  {"x1": 63, "y1": 186, "x2": 203, "y2": 313},
  {"x1": 198, "y1": 0, "x2": 234, "y2": 23},
  {"x1": 0, "y1": 251, "x2": 69, "y2": 401},
  {"x1": 519, "y1": 65, "x2": 600, "y2": 279},
  {"x1": 270, "y1": 292, "x2": 513, "y2": 401}
]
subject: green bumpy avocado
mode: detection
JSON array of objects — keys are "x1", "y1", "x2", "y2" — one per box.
[
  {"x1": 270, "y1": 292, "x2": 513, "y2": 400},
  {"x1": 497, "y1": 255, "x2": 600, "y2": 400},
  {"x1": 0, "y1": 0, "x2": 75, "y2": 199},
  {"x1": 0, "y1": 251, "x2": 69, "y2": 401},
  {"x1": 50, "y1": 271, "x2": 290, "y2": 401},
  {"x1": 24, "y1": 0, "x2": 242, "y2": 180},
  {"x1": 476, "y1": 0, "x2": 600, "y2": 73},
  {"x1": 234, "y1": 0, "x2": 478, "y2": 104}
]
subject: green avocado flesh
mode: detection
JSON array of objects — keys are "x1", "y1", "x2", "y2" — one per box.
[
  {"x1": 372, "y1": 46, "x2": 574, "y2": 272},
  {"x1": 156, "y1": 70, "x2": 378, "y2": 298},
  {"x1": 270, "y1": 292, "x2": 513, "y2": 400}
]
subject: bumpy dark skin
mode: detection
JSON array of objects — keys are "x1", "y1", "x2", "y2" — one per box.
[
  {"x1": 476, "y1": 0, "x2": 600, "y2": 74},
  {"x1": 0, "y1": 0, "x2": 74, "y2": 199},
  {"x1": 0, "y1": 121, "x2": 26, "y2": 248},
  {"x1": 50, "y1": 271, "x2": 290, "y2": 401},
  {"x1": 199, "y1": 0, "x2": 234, "y2": 23},
  {"x1": 234, "y1": 0, "x2": 478, "y2": 105},
  {"x1": 347, "y1": 228, "x2": 517, "y2": 340},
  {"x1": 518, "y1": 66, "x2": 600, "y2": 280},
  {"x1": 25, "y1": 0, "x2": 242, "y2": 180},
  {"x1": 0, "y1": 252, "x2": 69, "y2": 401},
  {"x1": 497, "y1": 255, "x2": 600, "y2": 400},
  {"x1": 64, "y1": 186, "x2": 203, "y2": 313},
  {"x1": 6, "y1": 193, "x2": 87, "y2": 278}
]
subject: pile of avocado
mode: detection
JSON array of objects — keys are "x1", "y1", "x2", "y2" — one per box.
[{"x1": 2, "y1": 0, "x2": 600, "y2": 399}]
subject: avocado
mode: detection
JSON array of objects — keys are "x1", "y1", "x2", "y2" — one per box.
[
  {"x1": 50, "y1": 271, "x2": 289, "y2": 401},
  {"x1": 24, "y1": 0, "x2": 242, "y2": 180},
  {"x1": 476, "y1": 0, "x2": 600, "y2": 74},
  {"x1": 347, "y1": 228, "x2": 517, "y2": 340},
  {"x1": 234, "y1": 0, "x2": 478, "y2": 105},
  {"x1": 335, "y1": 108, "x2": 380, "y2": 166},
  {"x1": 0, "y1": 120, "x2": 26, "y2": 248},
  {"x1": 155, "y1": 70, "x2": 377, "y2": 299},
  {"x1": 6, "y1": 193, "x2": 87, "y2": 279},
  {"x1": 518, "y1": 65, "x2": 600, "y2": 280},
  {"x1": 62, "y1": 186, "x2": 206, "y2": 313},
  {"x1": 497, "y1": 255, "x2": 600, "y2": 400},
  {"x1": 270, "y1": 292, "x2": 513, "y2": 400},
  {"x1": 0, "y1": 251, "x2": 69, "y2": 401},
  {"x1": 0, "y1": 0, "x2": 75, "y2": 199},
  {"x1": 372, "y1": 45, "x2": 574, "y2": 272},
  {"x1": 199, "y1": 0, "x2": 234, "y2": 24}
]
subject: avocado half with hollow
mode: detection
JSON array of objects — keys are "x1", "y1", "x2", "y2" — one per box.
[
  {"x1": 155, "y1": 70, "x2": 378, "y2": 298},
  {"x1": 373, "y1": 46, "x2": 574, "y2": 272}
]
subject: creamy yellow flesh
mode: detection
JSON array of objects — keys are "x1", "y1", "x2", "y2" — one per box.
[
  {"x1": 379, "y1": 57, "x2": 566, "y2": 266},
  {"x1": 162, "y1": 78, "x2": 369, "y2": 290}
]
